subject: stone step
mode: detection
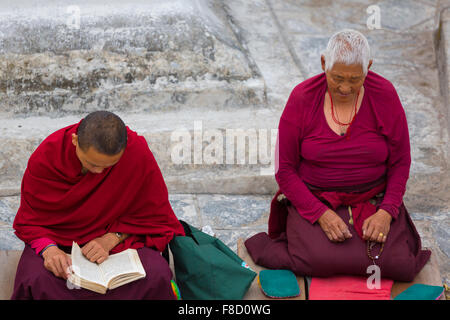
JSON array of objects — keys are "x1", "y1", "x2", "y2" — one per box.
[
  {"x1": 1, "y1": 105, "x2": 449, "y2": 212},
  {"x1": 0, "y1": 76, "x2": 266, "y2": 115},
  {"x1": 0, "y1": 192, "x2": 273, "y2": 251},
  {"x1": 438, "y1": 6, "x2": 450, "y2": 139},
  {"x1": 0, "y1": 107, "x2": 281, "y2": 196},
  {"x1": 0, "y1": 0, "x2": 266, "y2": 116}
]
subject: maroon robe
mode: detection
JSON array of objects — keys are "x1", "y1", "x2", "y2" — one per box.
[
  {"x1": 245, "y1": 71, "x2": 431, "y2": 282},
  {"x1": 245, "y1": 179, "x2": 431, "y2": 282}
]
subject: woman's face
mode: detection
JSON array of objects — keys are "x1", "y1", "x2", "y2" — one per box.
[{"x1": 321, "y1": 56, "x2": 372, "y2": 104}]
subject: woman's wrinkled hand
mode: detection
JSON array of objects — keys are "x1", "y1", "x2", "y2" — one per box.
[
  {"x1": 362, "y1": 209, "x2": 392, "y2": 243},
  {"x1": 317, "y1": 209, "x2": 353, "y2": 242}
]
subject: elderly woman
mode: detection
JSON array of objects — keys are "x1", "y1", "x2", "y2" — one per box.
[{"x1": 245, "y1": 29, "x2": 430, "y2": 282}]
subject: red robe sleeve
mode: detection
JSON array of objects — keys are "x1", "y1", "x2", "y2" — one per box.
[
  {"x1": 275, "y1": 86, "x2": 330, "y2": 224},
  {"x1": 374, "y1": 86, "x2": 411, "y2": 219}
]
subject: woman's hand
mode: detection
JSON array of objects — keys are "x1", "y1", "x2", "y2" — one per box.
[
  {"x1": 362, "y1": 209, "x2": 392, "y2": 243},
  {"x1": 42, "y1": 246, "x2": 72, "y2": 279},
  {"x1": 81, "y1": 233, "x2": 119, "y2": 264},
  {"x1": 317, "y1": 209, "x2": 353, "y2": 242}
]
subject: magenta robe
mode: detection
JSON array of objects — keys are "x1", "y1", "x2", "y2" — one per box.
[
  {"x1": 274, "y1": 71, "x2": 410, "y2": 223},
  {"x1": 245, "y1": 71, "x2": 431, "y2": 281}
]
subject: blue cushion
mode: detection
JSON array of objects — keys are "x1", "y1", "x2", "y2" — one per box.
[
  {"x1": 394, "y1": 284, "x2": 444, "y2": 300},
  {"x1": 258, "y1": 269, "x2": 300, "y2": 298}
]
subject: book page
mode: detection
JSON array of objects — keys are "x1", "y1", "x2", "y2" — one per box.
[
  {"x1": 99, "y1": 249, "x2": 141, "y2": 284},
  {"x1": 71, "y1": 242, "x2": 106, "y2": 286}
]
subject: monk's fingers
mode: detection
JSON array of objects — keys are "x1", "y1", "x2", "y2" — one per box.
[
  {"x1": 86, "y1": 247, "x2": 101, "y2": 261},
  {"x1": 66, "y1": 255, "x2": 72, "y2": 268},
  {"x1": 44, "y1": 256, "x2": 63, "y2": 278},
  {"x1": 89, "y1": 251, "x2": 105, "y2": 263},
  {"x1": 81, "y1": 241, "x2": 95, "y2": 257},
  {"x1": 84, "y1": 243, "x2": 103, "y2": 260},
  {"x1": 60, "y1": 256, "x2": 72, "y2": 278},
  {"x1": 44, "y1": 260, "x2": 57, "y2": 277},
  {"x1": 53, "y1": 258, "x2": 66, "y2": 279},
  {"x1": 87, "y1": 249, "x2": 98, "y2": 260},
  {"x1": 96, "y1": 255, "x2": 107, "y2": 264},
  {"x1": 87, "y1": 246, "x2": 108, "y2": 263},
  {"x1": 58, "y1": 256, "x2": 71, "y2": 279}
]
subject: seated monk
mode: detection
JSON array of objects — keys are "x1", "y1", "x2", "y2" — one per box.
[
  {"x1": 11, "y1": 111, "x2": 185, "y2": 299},
  {"x1": 245, "y1": 29, "x2": 431, "y2": 282}
]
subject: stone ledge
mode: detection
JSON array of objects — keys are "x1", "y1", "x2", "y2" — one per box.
[
  {"x1": 0, "y1": 108, "x2": 281, "y2": 195},
  {"x1": 0, "y1": 0, "x2": 266, "y2": 116},
  {"x1": 437, "y1": 6, "x2": 450, "y2": 140}
]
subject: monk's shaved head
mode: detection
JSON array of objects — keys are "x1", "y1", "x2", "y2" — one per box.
[{"x1": 77, "y1": 111, "x2": 127, "y2": 155}]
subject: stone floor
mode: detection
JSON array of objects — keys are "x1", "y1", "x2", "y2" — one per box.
[{"x1": 1, "y1": 191, "x2": 448, "y2": 288}]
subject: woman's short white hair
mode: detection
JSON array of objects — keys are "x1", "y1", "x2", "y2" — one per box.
[{"x1": 322, "y1": 29, "x2": 371, "y2": 75}]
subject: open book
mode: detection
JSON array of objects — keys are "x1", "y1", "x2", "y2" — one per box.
[{"x1": 68, "y1": 242, "x2": 146, "y2": 294}]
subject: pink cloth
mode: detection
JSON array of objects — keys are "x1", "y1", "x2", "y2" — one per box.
[
  {"x1": 275, "y1": 71, "x2": 410, "y2": 223},
  {"x1": 309, "y1": 275, "x2": 394, "y2": 300},
  {"x1": 29, "y1": 237, "x2": 56, "y2": 255}
]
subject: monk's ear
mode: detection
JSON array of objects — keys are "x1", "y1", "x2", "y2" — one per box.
[
  {"x1": 321, "y1": 55, "x2": 326, "y2": 72},
  {"x1": 367, "y1": 59, "x2": 373, "y2": 71},
  {"x1": 71, "y1": 133, "x2": 78, "y2": 147}
]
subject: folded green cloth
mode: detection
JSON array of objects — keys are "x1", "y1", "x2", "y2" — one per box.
[
  {"x1": 258, "y1": 269, "x2": 300, "y2": 298},
  {"x1": 394, "y1": 284, "x2": 444, "y2": 300}
]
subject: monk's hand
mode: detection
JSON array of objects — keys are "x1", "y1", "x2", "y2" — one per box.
[
  {"x1": 317, "y1": 209, "x2": 353, "y2": 242},
  {"x1": 362, "y1": 209, "x2": 392, "y2": 243},
  {"x1": 42, "y1": 246, "x2": 72, "y2": 280},
  {"x1": 81, "y1": 234, "x2": 118, "y2": 264}
]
